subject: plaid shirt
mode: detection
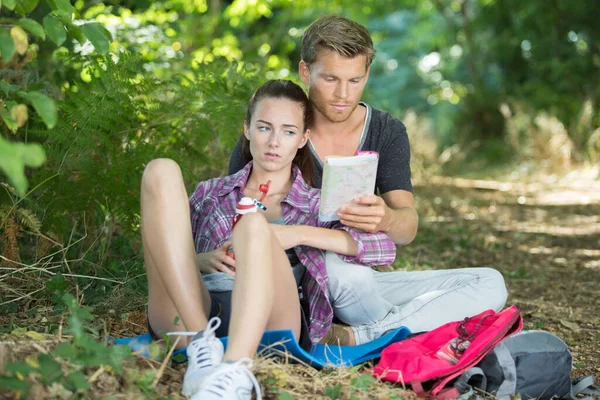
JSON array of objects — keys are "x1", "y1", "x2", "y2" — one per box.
[{"x1": 189, "y1": 162, "x2": 396, "y2": 344}]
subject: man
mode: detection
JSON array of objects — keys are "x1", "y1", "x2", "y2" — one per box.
[{"x1": 229, "y1": 15, "x2": 507, "y2": 345}]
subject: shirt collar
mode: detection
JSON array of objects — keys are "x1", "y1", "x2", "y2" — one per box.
[
  {"x1": 218, "y1": 161, "x2": 252, "y2": 196},
  {"x1": 218, "y1": 161, "x2": 312, "y2": 214}
]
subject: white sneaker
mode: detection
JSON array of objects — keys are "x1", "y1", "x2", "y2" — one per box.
[
  {"x1": 189, "y1": 358, "x2": 261, "y2": 400},
  {"x1": 167, "y1": 317, "x2": 224, "y2": 397}
]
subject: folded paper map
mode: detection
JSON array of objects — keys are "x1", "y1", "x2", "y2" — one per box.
[{"x1": 318, "y1": 152, "x2": 379, "y2": 222}]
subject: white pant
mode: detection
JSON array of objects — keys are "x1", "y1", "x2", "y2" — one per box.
[{"x1": 325, "y1": 252, "x2": 508, "y2": 345}]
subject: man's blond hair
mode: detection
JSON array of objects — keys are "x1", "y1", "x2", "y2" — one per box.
[{"x1": 301, "y1": 15, "x2": 376, "y2": 67}]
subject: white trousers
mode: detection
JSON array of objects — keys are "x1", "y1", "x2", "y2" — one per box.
[{"x1": 325, "y1": 252, "x2": 508, "y2": 345}]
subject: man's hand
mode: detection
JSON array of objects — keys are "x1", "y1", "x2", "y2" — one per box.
[
  {"x1": 269, "y1": 224, "x2": 302, "y2": 250},
  {"x1": 196, "y1": 241, "x2": 236, "y2": 276},
  {"x1": 337, "y1": 194, "x2": 391, "y2": 233}
]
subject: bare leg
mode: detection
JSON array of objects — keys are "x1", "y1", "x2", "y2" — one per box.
[
  {"x1": 141, "y1": 158, "x2": 211, "y2": 345},
  {"x1": 223, "y1": 213, "x2": 301, "y2": 361}
]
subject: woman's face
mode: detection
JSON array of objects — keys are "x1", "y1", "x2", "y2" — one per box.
[{"x1": 245, "y1": 97, "x2": 309, "y2": 173}]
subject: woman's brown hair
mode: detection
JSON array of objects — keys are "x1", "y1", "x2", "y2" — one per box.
[{"x1": 240, "y1": 80, "x2": 315, "y2": 187}]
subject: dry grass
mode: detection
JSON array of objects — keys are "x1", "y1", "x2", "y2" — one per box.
[{"x1": 1, "y1": 172, "x2": 600, "y2": 399}]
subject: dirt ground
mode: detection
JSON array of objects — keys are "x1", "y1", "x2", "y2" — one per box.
[
  {"x1": 1, "y1": 176, "x2": 599, "y2": 399},
  {"x1": 412, "y1": 177, "x2": 600, "y2": 384}
]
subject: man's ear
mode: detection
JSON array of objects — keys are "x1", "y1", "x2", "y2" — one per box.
[
  {"x1": 243, "y1": 122, "x2": 250, "y2": 140},
  {"x1": 365, "y1": 65, "x2": 371, "y2": 81},
  {"x1": 299, "y1": 60, "x2": 310, "y2": 85},
  {"x1": 299, "y1": 128, "x2": 310, "y2": 148}
]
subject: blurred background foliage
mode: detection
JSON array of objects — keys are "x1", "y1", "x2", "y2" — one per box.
[{"x1": 0, "y1": 0, "x2": 599, "y2": 308}]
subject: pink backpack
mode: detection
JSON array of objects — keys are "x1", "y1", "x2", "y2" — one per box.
[{"x1": 371, "y1": 306, "x2": 523, "y2": 399}]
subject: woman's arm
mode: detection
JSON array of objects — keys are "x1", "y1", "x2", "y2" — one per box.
[
  {"x1": 270, "y1": 224, "x2": 396, "y2": 267},
  {"x1": 333, "y1": 224, "x2": 397, "y2": 267},
  {"x1": 270, "y1": 224, "x2": 358, "y2": 255},
  {"x1": 195, "y1": 241, "x2": 236, "y2": 276}
]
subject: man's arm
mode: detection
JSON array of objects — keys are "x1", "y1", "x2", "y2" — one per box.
[
  {"x1": 336, "y1": 111, "x2": 418, "y2": 245},
  {"x1": 337, "y1": 190, "x2": 418, "y2": 245}
]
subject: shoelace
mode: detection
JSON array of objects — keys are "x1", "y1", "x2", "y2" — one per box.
[
  {"x1": 167, "y1": 317, "x2": 221, "y2": 369},
  {"x1": 200, "y1": 358, "x2": 262, "y2": 400}
]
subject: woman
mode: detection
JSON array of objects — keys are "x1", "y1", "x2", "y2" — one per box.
[{"x1": 141, "y1": 80, "x2": 396, "y2": 400}]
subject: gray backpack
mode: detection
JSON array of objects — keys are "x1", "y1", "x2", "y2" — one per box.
[{"x1": 454, "y1": 330, "x2": 600, "y2": 400}]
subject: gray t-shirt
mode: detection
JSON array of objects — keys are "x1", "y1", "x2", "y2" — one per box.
[
  {"x1": 202, "y1": 217, "x2": 306, "y2": 292},
  {"x1": 228, "y1": 103, "x2": 413, "y2": 194}
]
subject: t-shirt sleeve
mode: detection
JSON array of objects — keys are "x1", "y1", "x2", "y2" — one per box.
[
  {"x1": 228, "y1": 137, "x2": 246, "y2": 175},
  {"x1": 376, "y1": 117, "x2": 413, "y2": 194}
]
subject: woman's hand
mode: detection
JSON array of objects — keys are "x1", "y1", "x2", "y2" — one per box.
[
  {"x1": 270, "y1": 224, "x2": 303, "y2": 250},
  {"x1": 196, "y1": 241, "x2": 236, "y2": 276}
]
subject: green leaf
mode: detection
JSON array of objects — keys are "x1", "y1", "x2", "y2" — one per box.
[
  {"x1": 0, "y1": 107, "x2": 19, "y2": 132},
  {"x1": 350, "y1": 373, "x2": 374, "y2": 391},
  {"x1": 54, "y1": 343, "x2": 77, "y2": 358},
  {"x1": 0, "y1": 376, "x2": 31, "y2": 393},
  {"x1": 22, "y1": 91, "x2": 57, "y2": 129},
  {"x1": 278, "y1": 392, "x2": 295, "y2": 400},
  {"x1": 53, "y1": 0, "x2": 74, "y2": 14},
  {"x1": 15, "y1": 0, "x2": 38, "y2": 14},
  {"x1": 45, "y1": 272, "x2": 70, "y2": 293},
  {"x1": 148, "y1": 341, "x2": 161, "y2": 360},
  {"x1": 81, "y1": 23, "x2": 111, "y2": 54},
  {"x1": 325, "y1": 384, "x2": 342, "y2": 399},
  {"x1": 54, "y1": 9, "x2": 73, "y2": 24},
  {"x1": 107, "y1": 344, "x2": 131, "y2": 372},
  {"x1": 0, "y1": 28, "x2": 16, "y2": 61},
  {"x1": 0, "y1": 81, "x2": 20, "y2": 96},
  {"x1": 65, "y1": 22, "x2": 85, "y2": 44},
  {"x1": 43, "y1": 14, "x2": 66, "y2": 46},
  {"x1": 6, "y1": 361, "x2": 36, "y2": 375},
  {"x1": 0, "y1": 137, "x2": 46, "y2": 196},
  {"x1": 65, "y1": 371, "x2": 89, "y2": 391},
  {"x1": 3, "y1": 0, "x2": 16, "y2": 10},
  {"x1": 38, "y1": 354, "x2": 63, "y2": 385},
  {"x1": 19, "y1": 18, "x2": 46, "y2": 40}
]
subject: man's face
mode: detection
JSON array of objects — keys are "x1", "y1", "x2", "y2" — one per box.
[{"x1": 300, "y1": 48, "x2": 370, "y2": 123}]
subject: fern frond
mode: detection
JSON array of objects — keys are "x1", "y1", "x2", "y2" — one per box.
[{"x1": 17, "y1": 208, "x2": 42, "y2": 233}]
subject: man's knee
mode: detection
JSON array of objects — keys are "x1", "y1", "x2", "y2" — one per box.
[
  {"x1": 141, "y1": 158, "x2": 183, "y2": 195},
  {"x1": 326, "y1": 254, "x2": 376, "y2": 297}
]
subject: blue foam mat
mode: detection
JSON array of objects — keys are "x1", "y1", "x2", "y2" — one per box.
[{"x1": 111, "y1": 326, "x2": 410, "y2": 369}]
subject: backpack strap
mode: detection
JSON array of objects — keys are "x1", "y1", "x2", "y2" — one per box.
[
  {"x1": 563, "y1": 376, "x2": 600, "y2": 400},
  {"x1": 452, "y1": 367, "x2": 487, "y2": 398},
  {"x1": 418, "y1": 368, "x2": 488, "y2": 400},
  {"x1": 412, "y1": 381, "x2": 463, "y2": 400}
]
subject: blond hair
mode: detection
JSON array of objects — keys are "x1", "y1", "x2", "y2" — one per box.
[{"x1": 301, "y1": 15, "x2": 376, "y2": 67}]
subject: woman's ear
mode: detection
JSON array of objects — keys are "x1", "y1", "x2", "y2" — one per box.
[
  {"x1": 298, "y1": 128, "x2": 310, "y2": 148},
  {"x1": 243, "y1": 122, "x2": 250, "y2": 140}
]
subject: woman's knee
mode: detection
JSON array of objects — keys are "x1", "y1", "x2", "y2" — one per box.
[
  {"x1": 141, "y1": 158, "x2": 183, "y2": 195},
  {"x1": 231, "y1": 213, "x2": 269, "y2": 239}
]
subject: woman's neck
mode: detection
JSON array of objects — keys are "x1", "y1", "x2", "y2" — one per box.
[{"x1": 245, "y1": 163, "x2": 293, "y2": 197}]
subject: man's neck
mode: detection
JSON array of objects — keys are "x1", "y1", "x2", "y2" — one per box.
[{"x1": 311, "y1": 103, "x2": 366, "y2": 141}]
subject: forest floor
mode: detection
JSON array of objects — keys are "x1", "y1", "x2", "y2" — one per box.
[{"x1": 1, "y1": 175, "x2": 599, "y2": 399}]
